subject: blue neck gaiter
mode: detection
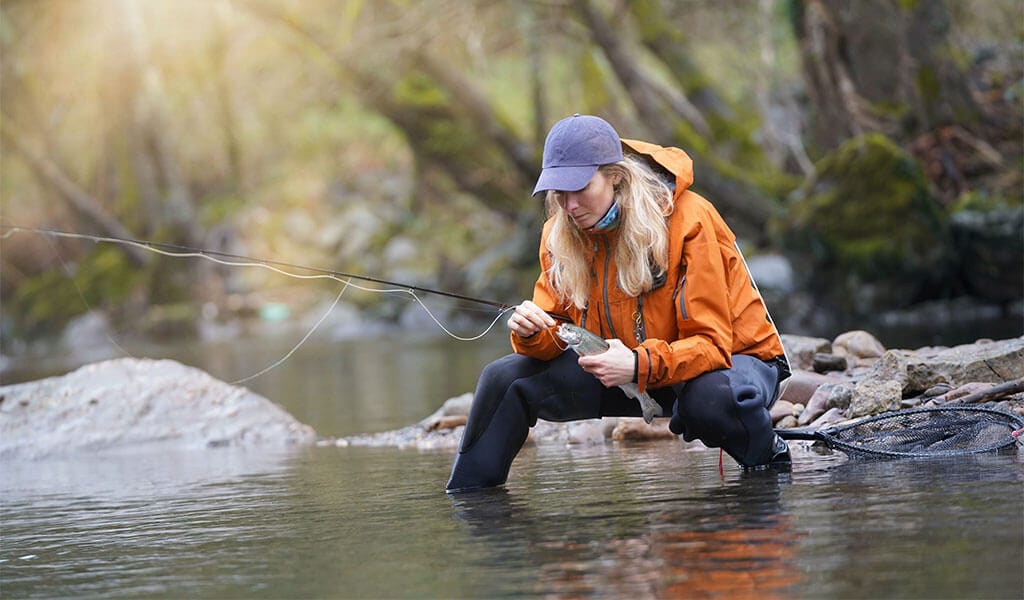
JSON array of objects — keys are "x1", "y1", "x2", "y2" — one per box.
[{"x1": 587, "y1": 201, "x2": 621, "y2": 232}]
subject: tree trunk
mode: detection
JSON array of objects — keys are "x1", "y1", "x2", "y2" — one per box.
[
  {"x1": 120, "y1": 0, "x2": 201, "y2": 248},
  {"x1": 904, "y1": 0, "x2": 981, "y2": 130},
  {"x1": 793, "y1": 0, "x2": 980, "y2": 154},
  {"x1": 413, "y1": 54, "x2": 537, "y2": 186},
  {"x1": 0, "y1": 118, "x2": 150, "y2": 268},
  {"x1": 626, "y1": 0, "x2": 730, "y2": 134},
  {"x1": 241, "y1": 0, "x2": 536, "y2": 223},
  {"x1": 212, "y1": 1, "x2": 244, "y2": 191},
  {"x1": 576, "y1": 0, "x2": 775, "y2": 242}
]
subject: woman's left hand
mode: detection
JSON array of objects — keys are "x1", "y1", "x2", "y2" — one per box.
[{"x1": 577, "y1": 338, "x2": 635, "y2": 388}]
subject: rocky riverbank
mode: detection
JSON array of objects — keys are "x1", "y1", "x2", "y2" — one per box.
[
  {"x1": 2, "y1": 331, "x2": 1021, "y2": 460},
  {"x1": 334, "y1": 331, "x2": 1024, "y2": 451}
]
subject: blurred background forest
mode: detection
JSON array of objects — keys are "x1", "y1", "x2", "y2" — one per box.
[{"x1": 1, "y1": 0, "x2": 1022, "y2": 357}]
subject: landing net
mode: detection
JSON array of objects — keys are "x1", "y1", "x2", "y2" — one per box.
[{"x1": 817, "y1": 406, "x2": 1023, "y2": 458}]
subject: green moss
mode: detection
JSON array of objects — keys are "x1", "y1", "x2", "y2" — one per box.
[
  {"x1": 916, "y1": 65, "x2": 941, "y2": 104},
  {"x1": 777, "y1": 133, "x2": 950, "y2": 311},
  {"x1": 783, "y1": 0, "x2": 804, "y2": 37},
  {"x1": 391, "y1": 72, "x2": 450, "y2": 109},
  {"x1": 199, "y1": 193, "x2": 245, "y2": 227},
  {"x1": 667, "y1": 106, "x2": 798, "y2": 198},
  {"x1": 137, "y1": 302, "x2": 199, "y2": 339},
  {"x1": 580, "y1": 51, "x2": 612, "y2": 112},
  {"x1": 629, "y1": 0, "x2": 679, "y2": 42}
]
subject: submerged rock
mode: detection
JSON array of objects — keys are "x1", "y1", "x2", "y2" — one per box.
[{"x1": 0, "y1": 358, "x2": 317, "y2": 460}]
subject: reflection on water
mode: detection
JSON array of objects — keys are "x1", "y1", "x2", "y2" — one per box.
[
  {"x1": 451, "y1": 449, "x2": 805, "y2": 599},
  {"x1": 651, "y1": 479, "x2": 800, "y2": 598},
  {"x1": 791, "y1": 453, "x2": 1024, "y2": 597},
  {"x1": 1, "y1": 447, "x2": 301, "y2": 598}
]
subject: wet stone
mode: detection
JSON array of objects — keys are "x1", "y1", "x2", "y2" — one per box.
[{"x1": 813, "y1": 353, "x2": 848, "y2": 373}]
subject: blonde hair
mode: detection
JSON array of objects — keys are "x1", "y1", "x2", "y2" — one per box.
[{"x1": 543, "y1": 155, "x2": 674, "y2": 309}]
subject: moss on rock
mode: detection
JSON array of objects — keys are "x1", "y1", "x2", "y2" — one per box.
[{"x1": 776, "y1": 133, "x2": 949, "y2": 313}]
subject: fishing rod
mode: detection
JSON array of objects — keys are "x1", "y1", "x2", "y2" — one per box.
[
  {"x1": 3, "y1": 223, "x2": 564, "y2": 385},
  {"x1": 0, "y1": 224, "x2": 515, "y2": 311}
]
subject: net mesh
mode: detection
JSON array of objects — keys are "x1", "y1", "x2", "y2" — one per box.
[{"x1": 820, "y1": 406, "x2": 1023, "y2": 458}]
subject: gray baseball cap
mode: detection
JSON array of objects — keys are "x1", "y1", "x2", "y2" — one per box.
[{"x1": 532, "y1": 114, "x2": 624, "y2": 195}]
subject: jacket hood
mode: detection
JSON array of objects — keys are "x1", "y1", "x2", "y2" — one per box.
[{"x1": 621, "y1": 138, "x2": 694, "y2": 193}]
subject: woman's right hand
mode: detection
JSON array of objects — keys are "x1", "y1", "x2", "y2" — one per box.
[{"x1": 507, "y1": 300, "x2": 556, "y2": 338}]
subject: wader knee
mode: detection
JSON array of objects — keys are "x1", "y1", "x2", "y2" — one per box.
[{"x1": 669, "y1": 355, "x2": 780, "y2": 467}]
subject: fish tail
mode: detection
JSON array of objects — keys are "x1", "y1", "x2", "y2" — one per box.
[{"x1": 639, "y1": 392, "x2": 662, "y2": 424}]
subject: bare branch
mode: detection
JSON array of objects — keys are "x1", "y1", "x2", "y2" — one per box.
[
  {"x1": 0, "y1": 116, "x2": 149, "y2": 267},
  {"x1": 958, "y1": 378, "x2": 1024, "y2": 405}
]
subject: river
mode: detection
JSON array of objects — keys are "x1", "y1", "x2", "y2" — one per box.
[{"x1": 2, "y1": 329, "x2": 1023, "y2": 598}]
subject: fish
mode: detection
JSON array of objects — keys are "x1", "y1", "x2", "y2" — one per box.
[{"x1": 555, "y1": 323, "x2": 663, "y2": 424}]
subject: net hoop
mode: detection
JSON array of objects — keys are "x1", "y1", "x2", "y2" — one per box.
[{"x1": 815, "y1": 405, "x2": 1024, "y2": 458}]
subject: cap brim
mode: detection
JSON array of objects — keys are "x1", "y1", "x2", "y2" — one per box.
[{"x1": 532, "y1": 164, "x2": 599, "y2": 196}]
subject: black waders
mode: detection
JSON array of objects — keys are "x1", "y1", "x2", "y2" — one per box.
[{"x1": 446, "y1": 351, "x2": 787, "y2": 492}]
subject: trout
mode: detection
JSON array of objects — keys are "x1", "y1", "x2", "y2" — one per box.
[{"x1": 556, "y1": 323, "x2": 663, "y2": 424}]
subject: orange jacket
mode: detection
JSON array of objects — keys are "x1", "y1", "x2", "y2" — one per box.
[{"x1": 511, "y1": 138, "x2": 786, "y2": 393}]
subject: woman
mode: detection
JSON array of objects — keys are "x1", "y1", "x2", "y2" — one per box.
[{"x1": 446, "y1": 114, "x2": 791, "y2": 493}]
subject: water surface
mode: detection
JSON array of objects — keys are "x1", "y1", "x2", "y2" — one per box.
[
  {"x1": 2, "y1": 332, "x2": 1023, "y2": 598},
  {"x1": 3, "y1": 443, "x2": 1022, "y2": 598}
]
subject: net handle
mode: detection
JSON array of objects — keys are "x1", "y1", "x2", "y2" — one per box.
[{"x1": 774, "y1": 427, "x2": 823, "y2": 442}]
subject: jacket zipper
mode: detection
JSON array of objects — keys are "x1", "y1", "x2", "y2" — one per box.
[
  {"x1": 601, "y1": 237, "x2": 618, "y2": 339},
  {"x1": 633, "y1": 296, "x2": 646, "y2": 343},
  {"x1": 673, "y1": 264, "x2": 689, "y2": 321},
  {"x1": 583, "y1": 241, "x2": 596, "y2": 333}
]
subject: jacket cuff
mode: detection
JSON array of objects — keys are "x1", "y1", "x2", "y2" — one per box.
[
  {"x1": 510, "y1": 326, "x2": 559, "y2": 358},
  {"x1": 635, "y1": 346, "x2": 652, "y2": 394}
]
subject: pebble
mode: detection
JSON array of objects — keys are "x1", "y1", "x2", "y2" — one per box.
[
  {"x1": 923, "y1": 383, "x2": 953, "y2": 397},
  {"x1": 813, "y1": 353, "x2": 848, "y2": 373}
]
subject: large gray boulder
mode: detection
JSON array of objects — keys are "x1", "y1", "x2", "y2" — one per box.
[
  {"x1": 0, "y1": 358, "x2": 317, "y2": 460},
  {"x1": 903, "y1": 337, "x2": 1024, "y2": 394},
  {"x1": 847, "y1": 336, "x2": 1024, "y2": 416}
]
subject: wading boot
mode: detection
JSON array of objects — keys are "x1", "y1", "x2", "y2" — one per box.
[{"x1": 744, "y1": 434, "x2": 792, "y2": 472}]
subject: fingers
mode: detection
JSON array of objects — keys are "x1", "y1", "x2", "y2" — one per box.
[
  {"x1": 578, "y1": 339, "x2": 635, "y2": 387},
  {"x1": 605, "y1": 338, "x2": 628, "y2": 352},
  {"x1": 507, "y1": 300, "x2": 557, "y2": 338}
]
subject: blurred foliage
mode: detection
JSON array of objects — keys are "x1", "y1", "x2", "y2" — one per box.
[
  {"x1": 9, "y1": 245, "x2": 144, "y2": 337},
  {"x1": 0, "y1": 0, "x2": 1021, "y2": 344}
]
